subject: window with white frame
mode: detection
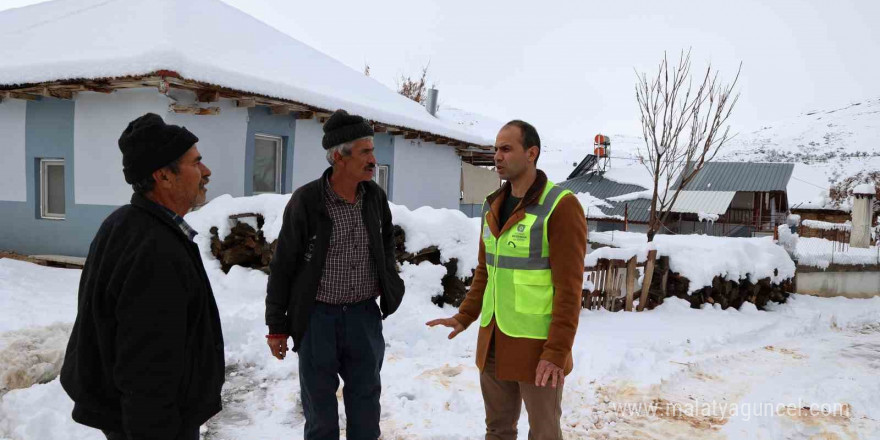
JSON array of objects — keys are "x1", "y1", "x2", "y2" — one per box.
[
  {"x1": 253, "y1": 134, "x2": 283, "y2": 194},
  {"x1": 373, "y1": 164, "x2": 389, "y2": 194},
  {"x1": 40, "y1": 159, "x2": 65, "y2": 220}
]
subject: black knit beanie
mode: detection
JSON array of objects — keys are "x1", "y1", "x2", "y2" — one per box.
[
  {"x1": 322, "y1": 109, "x2": 374, "y2": 150},
  {"x1": 118, "y1": 113, "x2": 199, "y2": 184}
]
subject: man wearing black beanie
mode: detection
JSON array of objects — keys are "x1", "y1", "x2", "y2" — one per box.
[
  {"x1": 60, "y1": 113, "x2": 225, "y2": 440},
  {"x1": 266, "y1": 109, "x2": 405, "y2": 439}
]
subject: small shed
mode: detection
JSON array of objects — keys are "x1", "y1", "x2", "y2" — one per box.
[
  {"x1": 670, "y1": 162, "x2": 795, "y2": 236},
  {"x1": 459, "y1": 162, "x2": 501, "y2": 217}
]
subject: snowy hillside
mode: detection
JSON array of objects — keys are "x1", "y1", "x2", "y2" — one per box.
[
  {"x1": 443, "y1": 97, "x2": 880, "y2": 210},
  {"x1": 436, "y1": 106, "x2": 648, "y2": 186},
  {"x1": 723, "y1": 97, "x2": 880, "y2": 209}
]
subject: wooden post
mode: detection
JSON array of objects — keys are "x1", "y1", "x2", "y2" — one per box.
[
  {"x1": 593, "y1": 260, "x2": 608, "y2": 310},
  {"x1": 637, "y1": 250, "x2": 657, "y2": 311},
  {"x1": 624, "y1": 256, "x2": 637, "y2": 311},
  {"x1": 8, "y1": 91, "x2": 39, "y2": 101},
  {"x1": 615, "y1": 270, "x2": 625, "y2": 311},
  {"x1": 661, "y1": 263, "x2": 669, "y2": 299},
  {"x1": 603, "y1": 265, "x2": 612, "y2": 311},
  {"x1": 270, "y1": 105, "x2": 290, "y2": 115},
  {"x1": 43, "y1": 87, "x2": 73, "y2": 100},
  {"x1": 591, "y1": 263, "x2": 601, "y2": 310},
  {"x1": 603, "y1": 261, "x2": 614, "y2": 310},
  {"x1": 197, "y1": 90, "x2": 220, "y2": 103},
  {"x1": 169, "y1": 104, "x2": 220, "y2": 115},
  {"x1": 235, "y1": 98, "x2": 256, "y2": 108},
  {"x1": 597, "y1": 262, "x2": 607, "y2": 310}
]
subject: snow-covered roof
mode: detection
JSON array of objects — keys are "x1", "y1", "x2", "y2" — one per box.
[
  {"x1": 679, "y1": 162, "x2": 795, "y2": 192},
  {"x1": 0, "y1": 0, "x2": 492, "y2": 146},
  {"x1": 435, "y1": 106, "x2": 505, "y2": 142},
  {"x1": 854, "y1": 183, "x2": 876, "y2": 196},
  {"x1": 560, "y1": 172, "x2": 647, "y2": 199},
  {"x1": 670, "y1": 191, "x2": 737, "y2": 215}
]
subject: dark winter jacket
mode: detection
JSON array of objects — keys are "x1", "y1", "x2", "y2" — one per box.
[
  {"x1": 60, "y1": 193, "x2": 225, "y2": 440},
  {"x1": 265, "y1": 167, "x2": 405, "y2": 351}
]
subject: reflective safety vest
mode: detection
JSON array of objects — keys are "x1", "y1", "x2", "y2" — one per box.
[{"x1": 480, "y1": 181, "x2": 572, "y2": 339}]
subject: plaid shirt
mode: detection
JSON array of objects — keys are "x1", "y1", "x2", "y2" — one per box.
[
  {"x1": 315, "y1": 177, "x2": 380, "y2": 305},
  {"x1": 156, "y1": 203, "x2": 198, "y2": 242}
]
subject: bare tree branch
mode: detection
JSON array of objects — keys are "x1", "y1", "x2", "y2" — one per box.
[
  {"x1": 635, "y1": 51, "x2": 741, "y2": 241},
  {"x1": 397, "y1": 62, "x2": 430, "y2": 104}
]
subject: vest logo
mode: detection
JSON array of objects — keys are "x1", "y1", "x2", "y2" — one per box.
[
  {"x1": 517, "y1": 224, "x2": 526, "y2": 233},
  {"x1": 483, "y1": 225, "x2": 492, "y2": 240}
]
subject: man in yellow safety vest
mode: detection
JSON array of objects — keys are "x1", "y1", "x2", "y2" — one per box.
[{"x1": 428, "y1": 120, "x2": 587, "y2": 439}]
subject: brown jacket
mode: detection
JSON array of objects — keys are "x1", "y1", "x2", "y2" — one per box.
[{"x1": 454, "y1": 170, "x2": 587, "y2": 383}]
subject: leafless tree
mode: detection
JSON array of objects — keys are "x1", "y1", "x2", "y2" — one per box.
[
  {"x1": 830, "y1": 170, "x2": 880, "y2": 211},
  {"x1": 636, "y1": 50, "x2": 741, "y2": 241},
  {"x1": 397, "y1": 63, "x2": 430, "y2": 104}
]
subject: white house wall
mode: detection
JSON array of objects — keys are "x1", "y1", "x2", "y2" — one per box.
[
  {"x1": 166, "y1": 97, "x2": 248, "y2": 200},
  {"x1": 392, "y1": 136, "x2": 460, "y2": 209},
  {"x1": 291, "y1": 118, "x2": 328, "y2": 189},
  {"x1": 74, "y1": 88, "x2": 247, "y2": 205},
  {"x1": 0, "y1": 99, "x2": 27, "y2": 202},
  {"x1": 74, "y1": 89, "x2": 170, "y2": 205}
]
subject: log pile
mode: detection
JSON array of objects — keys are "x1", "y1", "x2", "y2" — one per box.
[
  {"x1": 209, "y1": 214, "x2": 275, "y2": 274},
  {"x1": 643, "y1": 256, "x2": 790, "y2": 310},
  {"x1": 585, "y1": 254, "x2": 791, "y2": 311},
  {"x1": 392, "y1": 226, "x2": 473, "y2": 307},
  {"x1": 209, "y1": 218, "x2": 474, "y2": 306}
]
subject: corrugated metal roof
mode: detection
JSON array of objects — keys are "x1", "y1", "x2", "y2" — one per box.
[
  {"x1": 559, "y1": 172, "x2": 652, "y2": 223},
  {"x1": 678, "y1": 162, "x2": 794, "y2": 192},
  {"x1": 670, "y1": 191, "x2": 736, "y2": 215},
  {"x1": 602, "y1": 199, "x2": 652, "y2": 223},
  {"x1": 558, "y1": 172, "x2": 648, "y2": 200}
]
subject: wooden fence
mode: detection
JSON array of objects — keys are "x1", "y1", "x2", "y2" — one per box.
[{"x1": 583, "y1": 250, "x2": 658, "y2": 311}]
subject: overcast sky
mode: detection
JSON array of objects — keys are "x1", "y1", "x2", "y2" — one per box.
[{"x1": 4, "y1": 0, "x2": 880, "y2": 143}]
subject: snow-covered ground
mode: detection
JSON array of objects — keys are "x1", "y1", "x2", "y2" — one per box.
[
  {"x1": 1, "y1": 199, "x2": 879, "y2": 439},
  {"x1": 778, "y1": 224, "x2": 880, "y2": 269},
  {"x1": 795, "y1": 237, "x2": 880, "y2": 269}
]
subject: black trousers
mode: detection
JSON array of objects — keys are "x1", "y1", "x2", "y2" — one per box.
[
  {"x1": 298, "y1": 299, "x2": 385, "y2": 440},
  {"x1": 103, "y1": 426, "x2": 198, "y2": 440}
]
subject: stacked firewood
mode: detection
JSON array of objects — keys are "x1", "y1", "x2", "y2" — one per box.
[
  {"x1": 584, "y1": 254, "x2": 791, "y2": 312},
  {"x1": 209, "y1": 214, "x2": 275, "y2": 274},
  {"x1": 209, "y1": 218, "x2": 474, "y2": 306},
  {"x1": 645, "y1": 257, "x2": 790, "y2": 310},
  {"x1": 392, "y1": 225, "x2": 473, "y2": 307}
]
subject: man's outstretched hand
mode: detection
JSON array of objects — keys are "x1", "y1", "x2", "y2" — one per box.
[{"x1": 426, "y1": 317, "x2": 465, "y2": 339}]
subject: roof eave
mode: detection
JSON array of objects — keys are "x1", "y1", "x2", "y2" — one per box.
[{"x1": 0, "y1": 70, "x2": 493, "y2": 151}]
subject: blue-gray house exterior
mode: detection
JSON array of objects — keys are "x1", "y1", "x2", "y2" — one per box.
[{"x1": 0, "y1": 90, "x2": 461, "y2": 257}]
